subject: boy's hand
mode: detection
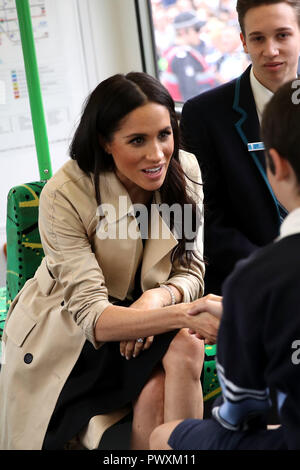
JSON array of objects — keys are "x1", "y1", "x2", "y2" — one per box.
[{"x1": 188, "y1": 294, "x2": 223, "y2": 343}]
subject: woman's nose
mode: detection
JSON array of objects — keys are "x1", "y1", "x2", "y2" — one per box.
[{"x1": 146, "y1": 142, "x2": 164, "y2": 162}]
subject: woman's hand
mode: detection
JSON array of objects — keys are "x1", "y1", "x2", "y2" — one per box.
[
  {"x1": 187, "y1": 294, "x2": 223, "y2": 344},
  {"x1": 119, "y1": 290, "x2": 163, "y2": 360},
  {"x1": 120, "y1": 336, "x2": 154, "y2": 360}
]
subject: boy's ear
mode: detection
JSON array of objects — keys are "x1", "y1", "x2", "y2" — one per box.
[
  {"x1": 240, "y1": 32, "x2": 248, "y2": 53},
  {"x1": 268, "y1": 148, "x2": 290, "y2": 181}
]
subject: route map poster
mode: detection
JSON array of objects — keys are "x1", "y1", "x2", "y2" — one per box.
[
  {"x1": 0, "y1": 0, "x2": 90, "y2": 234},
  {"x1": 0, "y1": 0, "x2": 88, "y2": 152}
]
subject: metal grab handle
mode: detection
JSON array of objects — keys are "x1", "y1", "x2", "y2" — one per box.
[{"x1": 15, "y1": 0, "x2": 52, "y2": 180}]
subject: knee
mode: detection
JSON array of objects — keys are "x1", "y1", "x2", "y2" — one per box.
[
  {"x1": 139, "y1": 367, "x2": 164, "y2": 403},
  {"x1": 149, "y1": 425, "x2": 168, "y2": 450},
  {"x1": 162, "y1": 329, "x2": 204, "y2": 379},
  {"x1": 149, "y1": 420, "x2": 182, "y2": 450},
  {"x1": 133, "y1": 367, "x2": 165, "y2": 421}
]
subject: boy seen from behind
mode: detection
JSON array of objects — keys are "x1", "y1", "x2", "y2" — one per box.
[{"x1": 151, "y1": 79, "x2": 300, "y2": 450}]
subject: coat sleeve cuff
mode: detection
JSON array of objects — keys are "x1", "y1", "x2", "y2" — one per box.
[
  {"x1": 79, "y1": 300, "x2": 112, "y2": 349},
  {"x1": 164, "y1": 275, "x2": 204, "y2": 303}
]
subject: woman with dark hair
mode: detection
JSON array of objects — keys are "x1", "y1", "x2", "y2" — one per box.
[{"x1": 0, "y1": 72, "x2": 221, "y2": 450}]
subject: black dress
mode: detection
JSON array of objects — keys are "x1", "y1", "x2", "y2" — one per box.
[{"x1": 43, "y1": 263, "x2": 177, "y2": 450}]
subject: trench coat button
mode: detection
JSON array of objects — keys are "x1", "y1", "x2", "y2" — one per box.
[
  {"x1": 24, "y1": 353, "x2": 33, "y2": 364},
  {"x1": 61, "y1": 300, "x2": 64, "y2": 306}
]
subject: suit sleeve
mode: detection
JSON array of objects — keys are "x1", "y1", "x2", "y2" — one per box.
[
  {"x1": 216, "y1": 253, "x2": 300, "y2": 448},
  {"x1": 213, "y1": 261, "x2": 271, "y2": 431},
  {"x1": 180, "y1": 99, "x2": 258, "y2": 292}
]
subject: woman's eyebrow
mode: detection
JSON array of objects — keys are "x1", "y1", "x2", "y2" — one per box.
[
  {"x1": 124, "y1": 132, "x2": 146, "y2": 138},
  {"x1": 124, "y1": 126, "x2": 172, "y2": 139}
]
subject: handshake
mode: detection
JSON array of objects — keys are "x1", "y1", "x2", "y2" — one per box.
[
  {"x1": 186, "y1": 294, "x2": 223, "y2": 345},
  {"x1": 119, "y1": 293, "x2": 223, "y2": 360}
]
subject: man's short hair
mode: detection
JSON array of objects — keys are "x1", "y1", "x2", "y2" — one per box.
[
  {"x1": 236, "y1": 0, "x2": 300, "y2": 35},
  {"x1": 261, "y1": 79, "x2": 300, "y2": 184}
]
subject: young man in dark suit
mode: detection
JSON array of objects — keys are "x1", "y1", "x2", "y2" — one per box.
[
  {"x1": 150, "y1": 78, "x2": 300, "y2": 451},
  {"x1": 180, "y1": 0, "x2": 300, "y2": 294}
]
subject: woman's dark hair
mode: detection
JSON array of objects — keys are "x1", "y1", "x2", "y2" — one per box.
[
  {"x1": 236, "y1": 0, "x2": 300, "y2": 35},
  {"x1": 70, "y1": 72, "x2": 201, "y2": 267},
  {"x1": 261, "y1": 79, "x2": 300, "y2": 186}
]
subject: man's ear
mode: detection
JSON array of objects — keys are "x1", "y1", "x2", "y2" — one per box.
[
  {"x1": 268, "y1": 148, "x2": 290, "y2": 181},
  {"x1": 240, "y1": 32, "x2": 248, "y2": 53}
]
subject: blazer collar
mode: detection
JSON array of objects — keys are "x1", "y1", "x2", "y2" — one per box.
[
  {"x1": 233, "y1": 65, "x2": 260, "y2": 146},
  {"x1": 233, "y1": 65, "x2": 281, "y2": 222}
]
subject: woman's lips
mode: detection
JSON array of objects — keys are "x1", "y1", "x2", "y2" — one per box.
[{"x1": 141, "y1": 165, "x2": 164, "y2": 179}]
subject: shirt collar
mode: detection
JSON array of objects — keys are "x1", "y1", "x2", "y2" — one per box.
[
  {"x1": 277, "y1": 207, "x2": 300, "y2": 241},
  {"x1": 250, "y1": 67, "x2": 274, "y2": 123}
]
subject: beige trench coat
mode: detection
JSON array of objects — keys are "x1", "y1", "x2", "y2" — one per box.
[{"x1": 0, "y1": 150, "x2": 204, "y2": 450}]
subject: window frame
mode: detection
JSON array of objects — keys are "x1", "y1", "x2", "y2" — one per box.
[{"x1": 134, "y1": 0, "x2": 183, "y2": 116}]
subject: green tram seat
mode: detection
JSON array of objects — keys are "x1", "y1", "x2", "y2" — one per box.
[{"x1": 5, "y1": 181, "x2": 46, "y2": 317}]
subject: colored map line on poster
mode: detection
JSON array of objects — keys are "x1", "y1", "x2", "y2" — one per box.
[{"x1": 0, "y1": 0, "x2": 48, "y2": 45}]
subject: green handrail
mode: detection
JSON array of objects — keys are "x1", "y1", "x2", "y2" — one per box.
[{"x1": 15, "y1": 0, "x2": 52, "y2": 180}]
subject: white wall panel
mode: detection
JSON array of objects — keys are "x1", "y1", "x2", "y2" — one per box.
[{"x1": 0, "y1": 0, "x2": 144, "y2": 284}]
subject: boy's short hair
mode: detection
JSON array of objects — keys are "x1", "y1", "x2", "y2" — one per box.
[
  {"x1": 236, "y1": 0, "x2": 300, "y2": 35},
  {"x1": 261, "y1": 80, "x2": 300, "y2": 184}
]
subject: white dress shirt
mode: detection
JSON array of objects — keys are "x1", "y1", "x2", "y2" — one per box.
[
  {"x1": 250, "y1": 67, "x2": 274, "y2": 123},
  {"x1": 277, "y1": 207, "x2": 300, "y2": 240}
]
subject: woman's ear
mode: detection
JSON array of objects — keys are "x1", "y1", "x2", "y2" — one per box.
[{"x1": 98, "y1": 135, "x2": 111, "y2": 154}]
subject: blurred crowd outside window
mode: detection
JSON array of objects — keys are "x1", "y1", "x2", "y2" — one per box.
[{"x1": 150, "y1": 0, "x2": 251, "y2": 102}]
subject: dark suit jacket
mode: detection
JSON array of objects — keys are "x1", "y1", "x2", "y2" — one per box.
[
  {"x1": 180, "y1": 65, "x2": 281, "y2": 294},
  {"x1": 218, "y1": 233, "x2": 300, "y2": 447}
]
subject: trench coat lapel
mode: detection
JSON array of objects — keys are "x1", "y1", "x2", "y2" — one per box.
[
  {"x1": 98, "y1": 171, "x2": 143, "y2": 299},
  {"x1": 98, "y1": 173, "x2": 178, "y2": 297}
]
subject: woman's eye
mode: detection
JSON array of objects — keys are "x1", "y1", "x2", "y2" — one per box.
[
  {"x1": 130, "y1": 136, "x2": 144, "y2": 145},
  {"x1": 159, "y1": 131, "x2": 171, "y2": 140}
]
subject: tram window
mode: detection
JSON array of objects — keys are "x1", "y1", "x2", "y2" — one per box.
[{"x1": 149, "y1": 0, "x2": 250, "y2": 103}]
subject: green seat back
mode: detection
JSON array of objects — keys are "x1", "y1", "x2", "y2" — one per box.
[
  {"x1": 203, "y1": 344, "x2": 221, "y2": 403},
  {"x1": 6, "y1": 181, "x2": 46, "y2": 315}
]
